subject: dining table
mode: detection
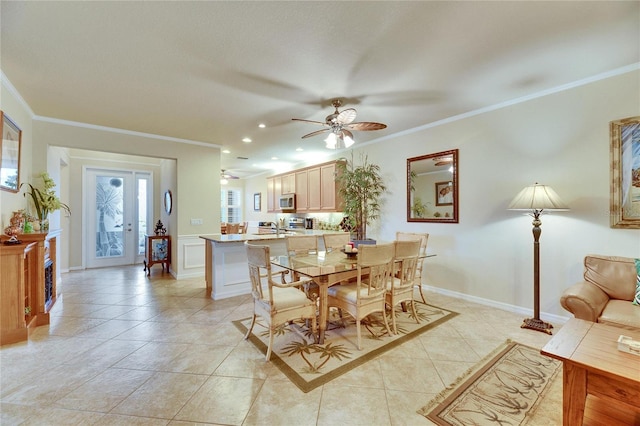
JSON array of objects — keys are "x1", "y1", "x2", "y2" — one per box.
[{"x1": 271, "y1": 248, "x2": 434, "y2": 344}]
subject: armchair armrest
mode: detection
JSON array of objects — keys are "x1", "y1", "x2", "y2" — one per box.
[{"x1": 560, "y1": 281, "x2": 610, "y2": 322}]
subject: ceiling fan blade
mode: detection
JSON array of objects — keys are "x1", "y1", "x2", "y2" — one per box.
[
  {"x1": 341, "y1": 129, "x2": 354, "y2": 139},
  {"x1": 292, "y1": 118, "x2": 328, "y2": 126},
  {"x1": 336, "y1": 108, "x2": 357, "y2": 124},
  {"x1": 301, "y1": 128, "x2": 330, "y2": 139},
  {"x1": 345, "y1": 122, "x2": 387, "y2": 131}
]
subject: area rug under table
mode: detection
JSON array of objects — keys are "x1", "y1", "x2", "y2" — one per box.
[
  {"x1": 233, "y1": 302, "x2": 457, "y2": 393},
  {"x1": 418, "y1": 341, "x2": 562, "y2": 426}
]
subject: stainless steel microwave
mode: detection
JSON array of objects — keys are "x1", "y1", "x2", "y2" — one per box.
[{"x1": 279, "y1": 193, "x2": 296, "y2": 210}]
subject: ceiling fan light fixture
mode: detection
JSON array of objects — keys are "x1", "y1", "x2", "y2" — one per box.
[
  {"x1": 220, "y1": 178, "x2": 228, "y2": 185},
  {"x1": 343, "y1": 134, "x2": 355, "y2": 148},
  {"x1": 325, "y1": 132, "x2": 337, "y2": 149}
]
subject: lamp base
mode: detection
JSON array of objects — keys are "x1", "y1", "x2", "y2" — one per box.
[{"x1": 521, "y1": 317, "x2": 553, "y2": 335}]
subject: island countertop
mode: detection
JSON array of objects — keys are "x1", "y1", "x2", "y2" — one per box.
[{"x1": 199, "y1": 229, "x2": 346, "y2": 244}]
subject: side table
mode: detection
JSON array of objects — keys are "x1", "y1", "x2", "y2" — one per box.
[{"x1": 143, "y1": 234, "x2": 170, "y2": 276}]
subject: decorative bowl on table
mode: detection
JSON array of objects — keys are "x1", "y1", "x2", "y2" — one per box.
[{"x1": 340, "y1": 249, "x2": 358, "y2": 258}]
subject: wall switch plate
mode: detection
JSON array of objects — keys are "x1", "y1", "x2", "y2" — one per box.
[{"x1": 190, "y1": 218, "x2": 203, "y2": 225}]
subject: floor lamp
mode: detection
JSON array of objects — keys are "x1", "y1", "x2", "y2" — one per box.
[{"x1": 508, "y1": 183, "x2": 569, "y2": 335}]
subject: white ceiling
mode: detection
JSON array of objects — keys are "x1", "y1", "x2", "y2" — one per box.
[{"x1": 2, "y1": 1, "x2": 638, "y2": 179}]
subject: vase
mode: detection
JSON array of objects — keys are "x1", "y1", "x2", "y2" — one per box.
[
  {"x1": 32, "y1": 221, "x2": 41, "y2": 231},
  {"x1": 40, "y1": 219, "x2": 49, "y2": 232}
]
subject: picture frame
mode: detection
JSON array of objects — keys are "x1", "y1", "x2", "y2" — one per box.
[
  {"x1": 0, "y1": 111, "x2": 22, "y2": 192},
  {"x1": 435, "y1": 181, "x2": 453, "y2": 206},
  {"x1": 610, "y1": 116, "x2": 640, "y2": 228},
  {"x1": 254, "y1": 192, "x2": 261, "y2": 211}
]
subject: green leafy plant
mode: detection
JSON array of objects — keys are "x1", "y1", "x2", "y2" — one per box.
[
  {"x1": 21, "y1": 172, "x2": 70, "y2": 222},
  {"x1": 337, "y1": 152, "x2": 387, "y2": 241}
]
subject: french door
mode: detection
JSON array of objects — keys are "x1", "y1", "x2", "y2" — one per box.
[{"x1": 85, "y1": 168, "x2": 151, "y2": 268}]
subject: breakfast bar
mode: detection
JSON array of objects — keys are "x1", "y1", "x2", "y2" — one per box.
[{"x1": 200, "y1": 230, "x2": 343, "y2": 300}]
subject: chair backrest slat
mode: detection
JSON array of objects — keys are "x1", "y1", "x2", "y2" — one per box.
[
  {"x1": 357, "y1": 242, "x2": 395, "y2": 297},
  {"x1": 322, "y1": 233, "x2": 350, "y2": 252},
  {"x1": 285, "y1": 235, "x2": 318, "y2": 256}
]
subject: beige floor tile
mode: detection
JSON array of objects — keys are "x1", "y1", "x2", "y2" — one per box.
[
  {"x1": 174, "y1": 375, "x2": 264, "y2": 425},
  {"x1": 54, "y1": 368, "x2": 154, "y2": 412},
  {"x1": 113, "y1": 341, "x2": 191, "y2": 371},
  {"x1": 386, "y1": 389, "x2": 434, "y2": 426},
  {"x1": 76, "y1": 318, "x2": 143, "y2": 339},
  {"x1": 379, "y1": 356, "x2": 445, "y2": 393},
  {"x1": 328, "y1": 358, "x2": 385, "y2": 389},
  {"x1": 318, "y1": 385, "x2": 391, "y2": 426},
  {"x1": 242, "y1": 377, "x2": 323, "y2": 426},
  {"x1": 111, "y1": 371, "x2": 207, "y2": 419},
  {"x1": 93, "y1": 413, "x2": 171, "y2": 425}
]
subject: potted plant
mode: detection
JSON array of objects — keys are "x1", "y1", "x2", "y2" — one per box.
[
  {"x1": 337, "y1": 152, "x2": 386, "y2": 243},
  {"x1": 21, "y1": 172, "x2": 70, "y2": 231}
]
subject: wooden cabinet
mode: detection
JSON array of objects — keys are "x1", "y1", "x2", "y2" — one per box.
[
  {"x1": 307, "y1": 167, "x2": 321, "y2": 211},
  {"x1": 320, "y1": 162, "x2": 341, "y2": 210},
  {"x1": 19, "y1": 230, "x2": 60, "y2": 326},
  {"x1": 295, "y1": 170, "x2": 309, "y2": 212},
  {"x1": 280, "y1": 173, "x2": 295, "y2": 195},
  {"x1": 143, "y1": 235, "x2": 171, "y2": 276},
  {"x1": 266, "y1": 176, "x2": 284, "y2": 213},
  {"x1": 1, "y1": 242, "x2": 37, "y2": 345},
  {"x1": 266, "y1": 160, "x2": 344, "y2": 213}
]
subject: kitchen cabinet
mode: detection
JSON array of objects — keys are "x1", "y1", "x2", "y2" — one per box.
[
  {"x1": 307, "y1": 167, "x2": 321, "y2": 210},
  {"x1": 280, "y1": 173, "x2": 295, "y2": 195},
  {"x1": 266, "y1": 160, "x2": 344, "y2": 213},
  {"x1": 295, "y1": 170, "x2": 309, "y2": 212},
  {"x1": 320, "y1": 162, "x2": 340, "y2": 210}
]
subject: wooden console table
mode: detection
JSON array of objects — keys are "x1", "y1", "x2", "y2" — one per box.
[
  {"x1": 541, "y1": 318, "x2": 640, "y2": 425},
  {"x1": 143, "y1": 234, "x2": 170, "y2": 276}
]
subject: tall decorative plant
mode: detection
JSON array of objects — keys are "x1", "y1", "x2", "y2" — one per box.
[
  {"x1": 21, "y1": 172, "x2": 70, "y2": 227},
  {"x1": 337, "y1": 152, "x2": 386, "y2": 241}
]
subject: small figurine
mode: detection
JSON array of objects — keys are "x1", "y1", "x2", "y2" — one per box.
[{"x1": 154, "y1": 220, "x2": 167, "y2": 235}]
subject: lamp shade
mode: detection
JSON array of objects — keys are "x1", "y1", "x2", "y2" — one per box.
[{"x1": 508, "y1": 183, "x2": 569, "y2": 211}]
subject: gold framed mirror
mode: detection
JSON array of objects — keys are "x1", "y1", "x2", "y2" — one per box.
[{"x1": 407, "y1": 149, "x2": 458, "y2": 223}]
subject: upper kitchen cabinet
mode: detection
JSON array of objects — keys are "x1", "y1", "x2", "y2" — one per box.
[{"x1": 267, "y1": 160, "x2": 344, "y2": 213}]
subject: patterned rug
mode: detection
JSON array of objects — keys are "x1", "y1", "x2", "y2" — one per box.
[
  {"x1": 233, "y1": 302, "x2": 457, "y2": 393},
  {"x1": 418, "y1": 341, "x2": 562, "y2": 425}
]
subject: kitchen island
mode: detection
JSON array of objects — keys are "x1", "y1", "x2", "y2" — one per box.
[{"x1": 200, "y1": 230, "x2": 346, "y2": 300}]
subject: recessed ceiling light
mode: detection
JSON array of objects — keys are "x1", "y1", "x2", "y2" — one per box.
[
  {"x1": 296, "y1": 148, "x2": 304, "y2": 152},
  {"x1": 242, "y1": 137, "x2": 252, "y2": 143},
  {"x1": 258, "y1": 123, "x2": 266, "y2": 128},
  {"x1": 222, "y1": 149, "x2": 230, "y2": 154},
  {"x1": 271, "y1": 156, "x2": 278, "y2": 160}
]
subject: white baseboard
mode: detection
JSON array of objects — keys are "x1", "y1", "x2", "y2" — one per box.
[{"x1": 423, "y1": 284, "x2": 570, "y2": 325}]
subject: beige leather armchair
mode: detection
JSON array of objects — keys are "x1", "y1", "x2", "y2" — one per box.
[{"x1": 560, "y1": 255, "x2": 639, "y2": 331}]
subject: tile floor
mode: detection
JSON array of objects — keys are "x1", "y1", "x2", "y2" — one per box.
[{"x1": 1, "y1": 265, "x2": 559, "y2": 425}]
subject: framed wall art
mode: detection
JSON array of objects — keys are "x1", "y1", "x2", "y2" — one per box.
[
  {"x1": 435, "y1": 181, "x2": 453, "y2": 206},
  {"x1": 0, "y1": 111, "x2": 22, "y2": 192},
  {"x1": 254, "y1": 192, "x2": 261, "y2": 211},
  {"x1": 610, "y1": 116, "x2": 640, "y2": 228}
]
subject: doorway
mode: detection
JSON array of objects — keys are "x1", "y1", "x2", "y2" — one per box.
[{"x1": 85, "y1": 168, "x2": 152, "y2": 268}]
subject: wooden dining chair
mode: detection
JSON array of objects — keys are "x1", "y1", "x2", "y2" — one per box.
[
  {"x1": 386, "y1": 239, "x2": 421, "y2": 334},
  {"x1": 240, "y1": 221, "x2": 248, "y2": 234},
  {"x1": 244, "y1": 243, "x2": 317, "y2": 361},
  {"x1": 285, "y1": 234, "x2": 319, "y2": 300},
  {"x1": 327, "y1": 242, "x2": 395, "y2": 350},
  {"x1": 395, "y1": 231, "x2": 429, "y2": 304},
  {"x1": 322, "y1": 232, "x2": 350, "y2": 252},
  {"x1": 226, "y1": 223, "x2": 240, "y2": 234}
]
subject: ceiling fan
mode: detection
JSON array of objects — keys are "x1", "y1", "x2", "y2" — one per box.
[
  {"x1": 220, "y1": 170, "x2": 239, "y2": 185},
  {"x1": 292, "y1": 100, "x2": 387, "y2": 149},
  {"x1": 433, "y1": 156, "x2": 453, "y2": 166}
]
